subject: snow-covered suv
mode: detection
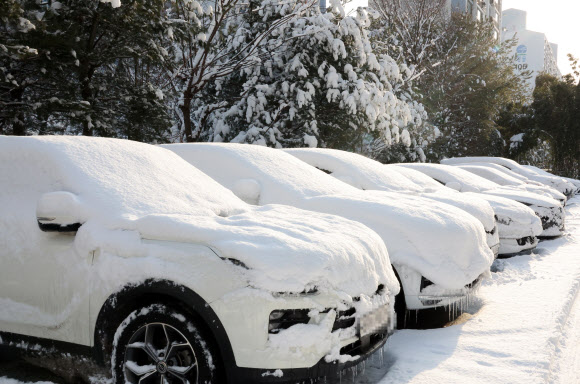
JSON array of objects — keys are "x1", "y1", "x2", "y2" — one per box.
[
  {"x1": 0, "y1": 137, "x2": 399, "y2": 383},
  {"x1": 163, "y1": 143, "x2": 494, "y2": 326}
]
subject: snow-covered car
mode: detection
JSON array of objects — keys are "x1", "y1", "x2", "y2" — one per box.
[
  {"x1": 283, "y1": 148, "x2": 500, "y2": 257},
  {"x1": 441, "y1": 157, "x2": 576, "y2": 198},
  {"x1": 398, "y1": 163, "x2": 564, "y2": 237},
  {"x1": 0, "y1": 137, "x2": 401, "y2": 383},
  {"x1": 163, "y1": 143, "x2": 494, "y2": 323},
  {"x1": 388, "y1": 165, "x2": 544, "y2": 256},
  {"x1": 521, "y1": 165, "x2": 580, "y2": 196},
  {"x1": 449, "y1": 163, "x2": 567, "y2": 205}
]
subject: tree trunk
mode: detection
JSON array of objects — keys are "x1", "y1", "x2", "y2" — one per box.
[
  {"x1": 9, "y1": 87, "x2": 25, "y2": 135},
  {"x1": 80, "y1": 65, "x2": 95, "y2": 136},
  {"x1": 181, "y1": 93, "x2": 193, "y2": 142}
]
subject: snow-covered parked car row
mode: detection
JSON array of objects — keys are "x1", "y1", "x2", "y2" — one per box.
[{"x1": 1, "y1": 137, "x2": 578, "y2": 384}]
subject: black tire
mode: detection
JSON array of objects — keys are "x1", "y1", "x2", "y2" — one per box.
[
  {"x1": 111, "y1": 303, "x2": 222, "y2": 384},
  {"x1": 394, "y1": 287, "x2": 407, "y2": 329}
]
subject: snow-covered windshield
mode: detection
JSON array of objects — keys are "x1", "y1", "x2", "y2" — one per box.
[
  {"x1": 387, "y1": 165, "x2": 445, "y2": 192},
  {"x1": 0, "y1": 136, "x2": 246, "y2": 220},
  {"x1": 398, "y1": 163, "x2": 500, "y2": 192},
  {"x1": 456, "y1": 165, "x2": 524, "y2": 186},
  {"x1": 163, "y1": 143, "x2": 359, "y2": 202},
  {"x1": 442, "y1": 157, "x2": 542, "y2": 180},
  {"x1": 283, "y1": 148, "x2": 422, "y2": 193}
]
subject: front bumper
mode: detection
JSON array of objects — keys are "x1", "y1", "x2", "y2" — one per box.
[
  {"x1": 210, "y1": 288, "x2": 394, "y2": 373},
  {"x1": 534, "y1": 205, "x2": 565, "y2": 237},
  {"x1": 498, "y1": 235, "x2": 539, "y2": 256},
  {"x1": 397, "y1": 264, "x2": 484, "y2": 310},
  {"x1": 229, "y1": 332, "x2": 389, "y2": 383}
]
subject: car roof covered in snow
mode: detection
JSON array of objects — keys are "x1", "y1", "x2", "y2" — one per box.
[
  {"x1": 397, "y1": 163, "x2": 501, "y2": 192},
  {"x1": 283, "y1": 148, "x2": 423, "y2": 193},
  {"x1": 386, "y1": 165, "x2": 446, "y2": 191},
  {"x1": 454, "y1": 164, "x2": 525, "y2": 186},
  {"x1": 441, "y1": 157, "x2": 575, "y2": 195},
  {"x1": 284, "y1": 148, "x2": 496, "y2": 231}
]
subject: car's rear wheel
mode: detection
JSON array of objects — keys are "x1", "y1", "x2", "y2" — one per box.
[{"x1": 112, "y1": 304, "x2": 221, "y2": 384}]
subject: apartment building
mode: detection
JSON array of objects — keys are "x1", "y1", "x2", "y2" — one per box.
[
  {"x1": 502, "y1": 8, "x2": 561, "y2": 91},
  {"x1": 450, "y1": 0, "x2": 502, "y2": 40}
]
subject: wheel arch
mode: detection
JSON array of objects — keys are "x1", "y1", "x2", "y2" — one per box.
[{"x1": 93, "y1": 279, "x2": 236, "y2": 380}]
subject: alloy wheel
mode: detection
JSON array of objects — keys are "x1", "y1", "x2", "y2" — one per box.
[{"x1": 124, "y1": 322, "x2": 198, "y2": 384}]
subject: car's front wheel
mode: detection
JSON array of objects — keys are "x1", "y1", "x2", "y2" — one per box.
[{"x1": 112, "y1": 304, "x2": 221, "y2": 384}]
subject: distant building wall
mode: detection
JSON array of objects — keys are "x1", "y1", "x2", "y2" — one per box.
[
  {"x1": 502, "y1": 8, "x2": 561, "y2": 93},
  {"x1": 450, "y1": 0, "x2": 502, "y2": 40}
]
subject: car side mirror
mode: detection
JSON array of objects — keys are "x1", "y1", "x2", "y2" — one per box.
[
  {"x1": 232, "y1": 179, "x2": 261, "y2": 205},
  {"x1": 36, "y1": 192, "x2": 84, "y2": 232}
]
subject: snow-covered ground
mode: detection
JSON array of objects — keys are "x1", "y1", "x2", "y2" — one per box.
[
  {"x1": 348, "y1": 195, "x2": 580, "y2": 384},
  {"x1": 1, "y1": 197, "x2": 580, "y2": 384}
]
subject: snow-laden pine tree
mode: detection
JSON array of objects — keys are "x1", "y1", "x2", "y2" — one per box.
[
  {"x1": 194, "y1": 0, "x2": 426, "y2": 151},
  {"x1": 1, "y1": 0, "x2": 172, "y2": 140},
  {"x1": 165, "y1": 0, "x2": 316, "y2": 142},
  {"x1": 0, "y1": 0, "x2": 38, "y2": 135}
]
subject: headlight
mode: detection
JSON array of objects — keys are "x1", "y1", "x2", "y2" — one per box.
[{"x1": 268, "y1": 309, "x2": 311, "y2": 334}]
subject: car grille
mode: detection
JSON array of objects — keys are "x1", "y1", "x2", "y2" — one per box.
[
  {"x1": 332, "y1": 307, "x2": 356, "y2": 331},
  {"x1": 517, "y1": 236, "x2": 534, "y2": 246}
]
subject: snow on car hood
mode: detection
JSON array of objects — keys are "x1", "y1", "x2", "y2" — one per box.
[
  {"x1": 0, "y1": 136, "x2": 398, "y2": 298},
  {"x1": 465, "y1": 193, "x2": 543, "y2": 239},
  {"x1": 301, "y1": 191, "x2": 494, "y2": 290},
  {"x1": 284, "y1": 148, "x2": 495, "y2": 231},
  {"x1": 164, "y1": 143, "x2": 494, "y2": 291},
  {"x1": 418, "y1": 191, "x2": 496, "y2": 231},
  {"x1": 131, "y1": 204, "x2": 399, "y2": 297},
  {"x1": 483, "y1": 188, "x2": 561, "y2": 209}
]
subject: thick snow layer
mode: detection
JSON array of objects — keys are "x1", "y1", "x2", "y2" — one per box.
[
  {"x1": 283, "y1": 148, "x2": 423, "y2": 193},
  {"x1": 456, "y1": 164, "x2": 528, "y2": 186},
  {"x1": 386, "y1": 165, "x2": 447, "y2": 192},
  {"x1": 453, "y1": 164, "x2": 567, "y2": 202},
  {"x1": 441, "y1": 157, "x2": 575, "y2": 196},
  {"x1": 368, "y1": 197, "x2": 580, "y2": 384},
  {"x1": 465, "y1": 193, "x2": 543, "y2": 239},
  {"x1": 388, "y1": 165, "x2": 541, "y2": 243},
  {"x1": 164, "y1": 143, "x2": 494, "y2": 291},
  {"x1": 398, "y1": 163, "x2": 506, "y2": 192},
  {"x1": 522, "y1": 165, "x2": 580, "y2": 195},
  {"x1": 284, "y1": 148, "x2": 496, "y2": 232},
  {"x1": 6, "y1": 199, "x2": 580, "y2": 384},
  {"x1": 398, "y1": 163, "x2": 562, "y2": 208},
  {"x1": 0, "y1": 136, "x2": 398, "y2": 298}
]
